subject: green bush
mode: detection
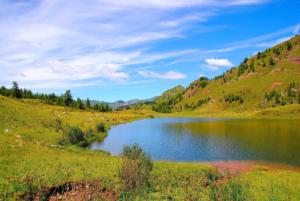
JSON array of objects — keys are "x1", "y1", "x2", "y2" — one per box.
[
  {"x1": 96, "y1": 123, "x2": 105, "y2": 132},
  {"x1": 59, "y1": 124, "x2": 108, "y2": 147},
  {"x1": 205, "y1": 168, "x2": 222, "y2": 184},
  {"x1": 269, "y1": 57, "x2": 276, "y2": 66},
  {"x1": 119, "y1": 144, "x2": 153, "y2": 192},
  {"x1": 224, "y1": 94, "x2": 243, "y2": 104},
  {"x1": 287, "y1": 42, "x2": 293, "y2": 50},
  {"x1": 65, "y1": 126, "x2": 85, "y2": 144}
]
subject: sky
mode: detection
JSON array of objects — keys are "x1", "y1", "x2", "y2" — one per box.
[{"x1": 0, "y1": 0, "x2": 299, "y2": 102}]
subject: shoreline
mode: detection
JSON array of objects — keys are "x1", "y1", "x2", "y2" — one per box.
[{"x1": 209, "y1": 160, "x2": 300, "y2": 174}]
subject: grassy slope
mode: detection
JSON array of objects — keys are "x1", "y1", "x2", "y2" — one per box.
[
  {"x1": 162, "y1": 104, "x2": 300, "y2": 119},
  {"x1": 155, "y1": 85, "x2": 185, "y2": 105},
  {"x1": 1, "y1": 96, "x2": 300, "y2": 200},
  {"x1": 151, "y1": 35, "x2": 300, "y2": 118}
]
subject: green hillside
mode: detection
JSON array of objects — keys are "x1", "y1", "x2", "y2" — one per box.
[
  {"x1": 152, "y1": 85, "x2": 185, "y2": 113},
  {"x1": 152, "y1": 35, "x2": 300, "y2": 117}
]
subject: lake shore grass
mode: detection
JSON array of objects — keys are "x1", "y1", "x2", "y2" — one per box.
[
  {"x1": 154, "y1": 104, "x2": 300, "y2": 119},
  {"x1": 1, "y1": 95, "x2": 300, "y2": 200}
]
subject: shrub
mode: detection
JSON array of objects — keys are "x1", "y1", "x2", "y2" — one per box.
[
  {"x1": 287, "y1": 42, "x2": 293, "y2": 50},
  {"x1": 60, "y1": 124, "x2": 108, "y2": 147},
  {"x1": 269, "y1": 57, "x2": 276, "y2": 66},
  {"x1": 237, "y1": 63, "x2": 248, "y2": 77},
  {"x1": 96, "y1": 123, "x2": 105, "y2": 132},
  {"x1": 224, "y1": 94, "x2": 243, "y2": 104},
  {"x1": 197, "y1": 98, "x2": 210, "y2": 107},
  {"x1": 273, "y1": 48, "x2": 280, "y2": 55},
  {"x1": 119, "y1": 159, "x2": 141, "y2": 192},
  {"x1": 86, "y1": 128, "x2": 95, "y2": 138},
  {"x1": 77, "y1": 139, "x2": 89, "y2": 147},
  {"x1": 119, "y1": 144, "x2": 153, "y2": 192},
  {"x1": 65, "y1": 126, "x2": 84, "y2": 144},
  {"x1": 205, "y1": 168, "x2": 222, "y2": 184}
]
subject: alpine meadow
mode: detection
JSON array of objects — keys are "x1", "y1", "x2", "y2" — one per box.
[{"x1": 0, "y1": 0, "x2": 300, "y2": 200}]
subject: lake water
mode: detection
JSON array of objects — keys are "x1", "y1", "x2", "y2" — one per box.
[{"x1": 90, "y1": 118, "x2": 300, "y2": 165}]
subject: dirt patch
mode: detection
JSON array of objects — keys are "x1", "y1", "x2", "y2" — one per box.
[
  {"x1": 210, "y1": 161, "x2": 255, "y2": 175},
  {"x1": 210, "y1": 160, "x2": 300, "y2": 175},
  {"x1": 270, "y1": 81, "x2": 283, "y2": 90},
  {"x1": 290, "y1": 57, "x2": 300, "y2": 64},
  {"x1": 188, "y1": 88, "x2": 197, "y2": 97},
  {"x1": 21, "y1": 181, "x2": 118, "y2": 201}
]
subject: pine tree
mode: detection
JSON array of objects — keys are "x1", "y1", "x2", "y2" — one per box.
[
  {"x1": 86, "y1": 98, "x2": 91, "y2": 109},
  {"x1": 287, "y1": 42, "x2": 293, "y2": 51},
  {"x1": 93, "y1": 103, "x2": 99, "y2": 111},
  {"x1": 63, "y1": 90, "x2": 73, "y2": 106},
  {"x1": 11, "y1": 81, "x2": 22, "y2": 99},
  {"x1": 75, "y1": 98, "x2": 84, "y2": 109}
]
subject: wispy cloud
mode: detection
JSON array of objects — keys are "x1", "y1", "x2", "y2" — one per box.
[
  {"x1": 0, "y1": 0, "x2": 269, "y2": 89},
  {"x1": 220, "y1": 24, "x2": 300, "y2": 51},
  {"x1": 138, "y1": 70, "x2": 186, "y2": 80}
]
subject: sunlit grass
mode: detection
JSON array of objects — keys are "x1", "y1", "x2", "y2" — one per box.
[{"x1": 1, "y1": 95, "x2": 300, "y2": 200}]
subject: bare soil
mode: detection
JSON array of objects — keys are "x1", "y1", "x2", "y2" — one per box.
[
  {"x1": 21, "y1": 181, "x2": 118, "y2": 201},
  {"x1": 210, "y1": 160, "x2": 300, "y2": 175}
]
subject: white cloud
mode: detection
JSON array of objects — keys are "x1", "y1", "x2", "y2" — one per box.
[
  {"x1": 0, "y1": 0, "x2": 268, "y2": 89},
  {"x1": 204, "y1": 58, "x2": 233, "y2": 70},
  {"x1": 138, "y1": 70, "x2": 186, "y2": 80},
  {"x1": 205, "y1": 58, "x2": 233, "y2": 66}
]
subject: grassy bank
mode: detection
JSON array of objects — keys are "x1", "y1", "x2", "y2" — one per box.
[
  {"x1": 1, "y1": 95, "x2": 300, "y2": 200},
  {"x1": 156, "y1": 104, "x2": 300, "y2": 119}
]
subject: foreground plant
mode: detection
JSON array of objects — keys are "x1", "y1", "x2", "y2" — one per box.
[{"x1": 119, "y1": 144, "x2": 153, "y2": 198}]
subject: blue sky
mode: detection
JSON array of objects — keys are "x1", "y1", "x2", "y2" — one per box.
[{"x1": 0, "y1": 0, "x2": 299, "y2": 102}]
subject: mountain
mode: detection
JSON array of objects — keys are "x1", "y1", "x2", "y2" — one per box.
[
  {"x1": 109, "y1": 97, "x2": 157, "y2": 110},
  {"x1": 152, "y1": 35, "x2": 300, "y2": 115}
]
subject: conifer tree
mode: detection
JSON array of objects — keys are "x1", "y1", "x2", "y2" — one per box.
[
  {"x1": 63, "y1": 90, "x2": 73, "y2": 106},
  {"x1": 86, "y1": 98, "x2": 91, "y2": 109},
  {"x1": 11, "y1": 81, "x2": 22, "y2": 99}
]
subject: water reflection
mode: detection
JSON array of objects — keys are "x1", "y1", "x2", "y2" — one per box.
[{"x1": 90, "y1": 118, "x2": 300, "y2": 165}]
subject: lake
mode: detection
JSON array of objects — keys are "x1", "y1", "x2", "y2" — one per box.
[{"x1": 90, "y1": 118, "x2": 300, "y2": 166}]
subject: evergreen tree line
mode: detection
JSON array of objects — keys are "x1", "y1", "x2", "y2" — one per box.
[{"x1": 0, "y1": 81, "x2": 112, "y2": 112}]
